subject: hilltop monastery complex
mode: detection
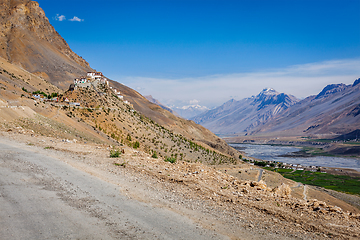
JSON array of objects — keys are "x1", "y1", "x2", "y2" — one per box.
[{"x1": 74, "y1": 71, "x2": 109, "y2": 88}]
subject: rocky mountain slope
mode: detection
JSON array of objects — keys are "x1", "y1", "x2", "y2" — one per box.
[
  {"x1": 192, "y1": 88, "x2": 299, "y2": 136},
  {"x1": 250, "y1": 79, "x2": 360, "y2": 137},
  {"x1": 0, "y1": 0, "x2": 93, "y2": 89}
]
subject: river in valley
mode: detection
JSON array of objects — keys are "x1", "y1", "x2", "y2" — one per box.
[{"x1": 230, "y1": 143, "x2": 360, "y2": 171}]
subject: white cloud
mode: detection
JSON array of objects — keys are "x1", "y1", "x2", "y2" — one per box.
[
  {"x1": 113, "y1": 58, "x2": 360, "y2": 109},
  {"x1": 54, "y1": 14, "x2": 66, "y2": 21},
  {"x1": 69, "y1": 16, "x2": 84, "y2": 22}
]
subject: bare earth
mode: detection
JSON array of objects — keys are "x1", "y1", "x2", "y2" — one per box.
[{"x1": 1, "y1": 130, "x2": 360, "y2": 239}]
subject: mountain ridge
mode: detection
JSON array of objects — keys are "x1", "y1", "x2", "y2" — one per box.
[
  {"x1": 144, "y1": 95, "x2": 180, "y2": 117},
  {"x1": 192, "y1": 88, "x2": 299, "y2": 136},
  {"x1": 173, "y1": 104, "x2": 209, "y2": 119},
  {"x1": 249, "y1": 78, "x2": 360, "y2": 137}
]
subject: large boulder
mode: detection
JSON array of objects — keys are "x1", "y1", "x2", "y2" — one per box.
[{"x1": 272, "y1": 183, "x2": 291, "y2": 197}]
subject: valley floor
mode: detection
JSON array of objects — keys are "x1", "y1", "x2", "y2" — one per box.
[
  {"x1": 225, "y1": 136, "x2": 360, "y2": 158},
  {"x1": 1, "y1": 130, "x2": 360, "y2": 239}
]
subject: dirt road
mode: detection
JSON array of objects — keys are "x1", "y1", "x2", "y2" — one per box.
[
  {"x1": 1, "y1": 133, "x2": 359, "y2": 240},
  {"x1": 0, "y1": 139, "x2": 228, "y2": 240}
]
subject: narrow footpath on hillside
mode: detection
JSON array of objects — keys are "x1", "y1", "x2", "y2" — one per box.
[
  {"x1": 257, "y1": 169, "x2": 264, "y2": 182},
  {"x1": 303, "y1": 185, "x2": 308, "y2": 201}
]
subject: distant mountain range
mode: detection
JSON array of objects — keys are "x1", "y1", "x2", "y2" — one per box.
[
  {"x1": 192, "y1": 80, "x2": 360, "y2": 137},
  {"x1": 173, "y1": 104, "x2": 209, "y2": 119},
  {"x1": 250, "y1": 79, "x2": 360, "y2": 137},
  {"x1": 144, "y1": 96, "x2": 209, "y2": 119},
  {"x1": 191, "y1": 88, "x2": 299, "y2": 135},
  {"x1": 144, "y1": 95, "x2": 180, "y2": 117}
]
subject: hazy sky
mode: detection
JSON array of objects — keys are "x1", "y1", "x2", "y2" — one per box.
[{"x1": 37, "y1": 0, "x2": 360, "y2": 108}]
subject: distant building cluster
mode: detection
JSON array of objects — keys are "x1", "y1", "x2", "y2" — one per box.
[
  {"x1": 31, "y1": 72, "x2": 131, "y2": 108},
  {"x1": 71, "y1": 72, "x2": 130, "y2": 106},
  {"x1": 74, "y1": 72, "x2": 109, "y2": 88},
  {"x1": 32, "y1": 94, "x2": 80, "y2": 106},
  {"x1": 245, "y1": 158, "x2": 322, "y2": 172},
  {"x1": 110, "y1": 87, "x2": 124, "y2": 100},
  {"x1": 32, "y1": 94, "x2": 59, "y2": 102}
]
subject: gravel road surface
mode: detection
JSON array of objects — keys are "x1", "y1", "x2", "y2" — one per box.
[{"x1": 0, "y1": 140, "x2": 228, "y2": 240}]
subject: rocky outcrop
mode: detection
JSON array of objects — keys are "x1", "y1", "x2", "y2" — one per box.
[{"x1": 272, "y1": 183, "x2": 292, "y2": 197}]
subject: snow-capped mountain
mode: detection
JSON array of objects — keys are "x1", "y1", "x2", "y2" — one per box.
[
  {"x1": 174, "y1": 105, "x2": 210, "y2": 119},
  {"x1": 251, "y1": 79, "x2": 360, "y2": 136},
  {"x1": 191, "y1": 88, "x2": 299, "y2": 136}
]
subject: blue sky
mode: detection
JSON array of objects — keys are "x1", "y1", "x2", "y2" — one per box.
[{"x1": 37, "y1": 0, "x2": 360, "y2": 108}]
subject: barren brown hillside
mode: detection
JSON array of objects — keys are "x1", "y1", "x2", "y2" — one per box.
[
  {"x1": 109, "y1": 80, "x2": 238, "y2": 158},
  {"x1": 0, "y1": 0, "x2": 93, "y2": 89}
]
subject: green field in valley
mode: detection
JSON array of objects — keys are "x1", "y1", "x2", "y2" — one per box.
[{"x1": 264, "y1": 168, "x2": 360, "y2": 195}]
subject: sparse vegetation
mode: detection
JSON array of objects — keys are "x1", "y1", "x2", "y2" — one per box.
[
  {"x1": 254, "y1": 160, "x2": 267, "y2": 167},
  {"x1": 13, "y1": 77, "x2": 238, "y2": 166},
  {"x1": 164, "y1": 157, "x2": 176, "y2": 164},
  {"x1": 32, "y1": 90, "x2": 47, "y2": 97},
  {"x1": 133, "y1": 141, "x2": 140, "y2": 149},
  {"x1": 151, "y1": 151, "x2": 158, "y2": 158},
  {"x1": 49, "y1": 92, "x2": 58, "y2": 99},
  {"x1": 110, "y1": 148, "x2": 121, "y2": 158},
  {"x1": 126, "y1": 134, "x2": 132, "y2": 141},
  {"x1": 114, "y1": 162, "x2": 126, "y2": 167}
]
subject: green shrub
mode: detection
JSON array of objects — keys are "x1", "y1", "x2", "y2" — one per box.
[
  {"x1": 110, "y1": 149, "x2": 121, "y2": 158},
  {"x1": 164, "y1": 157, "x2": 176, "y2": 164},
  {"x1": 133, "y1": 141, "x2": 140, "y2": 149},
  {"x1": 254, "y1": 161, "x2": 267, "y2": 167},
  {"x1": 126, "y1": 134, "x2": 132, "y2": 141},
  {"x1": 114, "y1": 162, "x2": 126, "y2": 167},
  {"x1": 32, "y1": 90, "x2": 47, "y2": 97},
  {"x1": 50, "y1": 92, "x2": 58, "y2": 98},
  {"x1": 152, "y1": 151, "x2": 158, "y2": 158}
]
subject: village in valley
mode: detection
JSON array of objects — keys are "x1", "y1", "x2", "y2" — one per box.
[{"x1": 31, "y1": 71, "x2": 130, "y2": 107}]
